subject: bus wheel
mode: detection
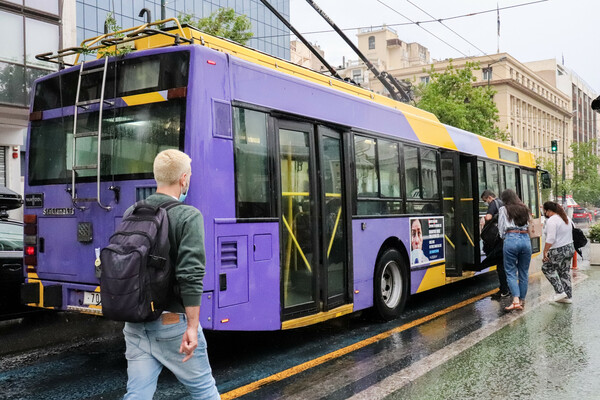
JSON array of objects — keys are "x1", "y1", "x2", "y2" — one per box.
[{"x1": 373, "y1": 249, "x2": 408, "y2": 321}]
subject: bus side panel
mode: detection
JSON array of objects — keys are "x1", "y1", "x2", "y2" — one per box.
[
  {"x1": 212, "y1": 221, "x2": 280, "y2": 331},
  {"x1": 227, "y1": 57, "x2": 421, "y2": 145},
  {"x1": 351, "y1": 218, "x2": 411, "y2": 312}
]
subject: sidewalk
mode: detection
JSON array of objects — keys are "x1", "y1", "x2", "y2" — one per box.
[{"x1": 359, "y1": 243, "x2": 600, "y2": 400}]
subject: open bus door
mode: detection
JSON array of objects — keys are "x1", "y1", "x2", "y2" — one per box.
[{"x1": 441, "y1": 152, "x2": 479, "y2": 276}]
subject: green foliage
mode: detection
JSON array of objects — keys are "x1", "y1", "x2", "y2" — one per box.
[
  {"x1": 414, "y1": 61, "x2": 507, "y2": 140},
  {"x1": 179, "y1": 8, "x2": 253, "y2": 45},
  {"x1": 569, "y1": 139, "x2": 600, "y2": 205},
  {"x1": 589, "y1": 222, "x2": 600, "y2": 243},
  {"x1": 78, "y1": 13, "x2": 132, "y2": 58}
]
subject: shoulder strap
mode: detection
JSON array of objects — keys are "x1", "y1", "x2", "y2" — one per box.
[{"x1": 161, "y1": 200, "x2": 182, "y2": 211}]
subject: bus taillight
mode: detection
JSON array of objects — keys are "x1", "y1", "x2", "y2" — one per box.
[{"x1": 24, "y1": 214, "x2": 38, "y2": 268}]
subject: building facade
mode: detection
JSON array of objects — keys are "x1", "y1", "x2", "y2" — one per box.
[
  {"x1": 74, "y1": 0, "x2": 290, "y2": 60},
  {"x1": 525, "y1": 59, "x2": 598, "y2": 154},
  {"x1": 0, "y1": 0, "x2": 290, "y2": 212},
  {"x1": 0, "y1": 0, "x2": 61, "y2": 216},
  {"x1": 290, "y1": 40, "x2": 325, "y2": 72}
]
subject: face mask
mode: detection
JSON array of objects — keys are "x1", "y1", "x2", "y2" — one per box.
[{"x1": 178, "y1": 180, "x2": 189, "y2": 202}]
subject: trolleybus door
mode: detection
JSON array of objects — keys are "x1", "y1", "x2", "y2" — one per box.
[
  {"x1": 441, "y1": 152, "x2": 478, "y2": 276},
  {"x1": 441, "y1": 152, "x2": 460, "y2": 276},
  {"x1": 276, "y1": 121, "x2": 349, "y2": 319}
]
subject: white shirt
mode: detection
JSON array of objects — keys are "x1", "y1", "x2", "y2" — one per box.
[{"x1": 545, "y1": 214, "x2": 573, "y2": 249}]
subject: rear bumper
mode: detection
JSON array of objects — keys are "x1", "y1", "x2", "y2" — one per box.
[{"x1": 22, "y1": 278, "x2": 101, "y2": 314}]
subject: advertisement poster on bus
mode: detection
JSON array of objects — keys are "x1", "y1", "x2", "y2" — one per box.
[{"x1": 409, "y1": 216, "x2": 445, "y2": 268}]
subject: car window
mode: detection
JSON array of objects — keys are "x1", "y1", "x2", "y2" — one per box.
[{"x1": 0, "y1": 221, "x2": 23, "y2": 251}]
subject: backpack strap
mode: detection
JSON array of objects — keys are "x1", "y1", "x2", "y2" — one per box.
[{"x1": 161, "y1": 200, "x2": 183, "y2": 212}]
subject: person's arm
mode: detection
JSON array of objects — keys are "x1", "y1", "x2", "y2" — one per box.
[
  {"x1": 175, "y1": 210, "x2": 205, "y2": 362},
  {"x1": 543, "y1": 218, "x2": 556, "y2": 262},
  {"x1": 498, "y1": 207, "x2": 507, "y2": 239},
  {"x1": 180, "y1": 305, "x2": 200, "y2": 362}
]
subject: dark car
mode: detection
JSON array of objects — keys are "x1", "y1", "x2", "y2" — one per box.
[
  {"x1": 572, "y1": 207, "x2": 592, "y2": 224},
  {"x1": 0, "y1": 187, "x2": 23, "y2": 311}
]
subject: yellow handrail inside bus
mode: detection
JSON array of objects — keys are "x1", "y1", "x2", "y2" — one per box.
[
  {"x1": 445, "y1": 235, "x2": 455, "y2": 249},
  {"x1": 281, "y1": 215, "x2": 312, "y2": 273},
  {"x1": 327, "y1": 207, "x2": 342, "y2": 258},
  {"x1": 461, "y1": 223, "x2": 475, "y2": 247}
]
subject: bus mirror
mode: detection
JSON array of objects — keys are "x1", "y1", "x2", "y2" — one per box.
[{"x1": 540, "y1": 171, "x2": 551, "y2": 189}]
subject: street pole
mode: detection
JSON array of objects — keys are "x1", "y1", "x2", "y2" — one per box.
[
  {"x1": 555, "y1": 147, "x2": 558, "y2": 202},
  {"x1": 562, "y1": 117, "x2": 566, "y2": 206}
]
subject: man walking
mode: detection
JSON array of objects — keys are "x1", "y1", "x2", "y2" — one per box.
[
  {"x1": 122, "y1": 149, "x2": 220, "y2": 399},
  {"x1": 481, "y1": 190, "x2": 510, "y2": 299}
]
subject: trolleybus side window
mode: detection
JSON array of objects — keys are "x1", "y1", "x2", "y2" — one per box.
[
  {"x1": 354, "y1": 135, "x2": 402, "y2": 215},
  {"x1": 485, "y1": 162, "x2": 500, "y2": 197},
  {"x1": 233, "y1": 107, "x2": 273, "y2": 218},
  {"x1": 477, "y1": 160, "x2": 487, "y2": 213},
  {"x1": 405, "y1": 146, "x2": 440, "y2": 214},
  {"x1": 505, "y1": 166, "x2": 517, "y2": 192}
]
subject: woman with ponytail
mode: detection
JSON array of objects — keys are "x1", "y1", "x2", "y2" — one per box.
[
  {"x1": 498, "y1": 189, "x2": 532, "y2": 311},
  {"x1": 542, "y1": 201, "x2": 575, "y2": 303}
]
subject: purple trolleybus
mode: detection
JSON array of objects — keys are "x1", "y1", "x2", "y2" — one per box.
[{"x1": 21, "y1": 20, "x2": 542, "y2": 331}]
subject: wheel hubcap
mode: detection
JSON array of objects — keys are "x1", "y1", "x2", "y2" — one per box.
[{"x1": 381, "y1": 261, "x2": 402, "y2": 308}]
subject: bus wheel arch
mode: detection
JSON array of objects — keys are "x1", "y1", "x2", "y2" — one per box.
[{"x1": 373, "y1": 239, "x2": 410, "y2": 321}]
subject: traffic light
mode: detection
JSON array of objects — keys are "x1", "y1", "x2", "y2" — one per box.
[{"x1": 551, "y1": 140, "x2": 558, "y2": 153}]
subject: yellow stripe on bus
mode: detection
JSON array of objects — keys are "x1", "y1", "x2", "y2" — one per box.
[{"x1": 122, "y1": 91, "x2": 167, "y2": 106}]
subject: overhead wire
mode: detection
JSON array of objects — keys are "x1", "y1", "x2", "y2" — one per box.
[{"x1": 254, "y1": 0, "x2": 548, "y2": 40}]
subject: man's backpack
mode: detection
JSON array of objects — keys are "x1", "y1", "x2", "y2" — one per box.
[{"x1": 99, "y1": 200, "x2": 180, "y2": 322}]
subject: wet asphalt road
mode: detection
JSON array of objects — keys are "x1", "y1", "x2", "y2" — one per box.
[{"x1": 1, "y1": 247, "x2": 597, "y2": 400}]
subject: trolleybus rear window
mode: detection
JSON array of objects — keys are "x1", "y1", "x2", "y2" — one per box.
[
  {"x1": 32, "y1": 51, "x2": 189, "y2": 111},
  {"x1": 28, "y1": 99, "x2": 185, "y2": 186}
]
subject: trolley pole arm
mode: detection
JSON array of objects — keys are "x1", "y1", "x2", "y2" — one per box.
[
  {"x1": 257, "y1": 0, "x2": 342, "y2": 80},
  {"x1": 304, "y1": 0, "x2": 412, "y2": 102}
]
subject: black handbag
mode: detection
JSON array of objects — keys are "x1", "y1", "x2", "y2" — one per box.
[
  {"x1": 481, "y1": 221, "x2": 500, "y2": 255},
  {"x1": 572, "y1": 223, "x2": 588, "y2": 255}
]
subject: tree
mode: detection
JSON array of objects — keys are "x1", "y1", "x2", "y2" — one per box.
[
  {"x1": 179, "y1": 8, "x2": 253, "y2": 45},
  {"x1": 414, "y1": 61, "x2": 507, "y2": 140},
  {"x1": 569, "y1": 140, "x2": 600, "y2": 205}
]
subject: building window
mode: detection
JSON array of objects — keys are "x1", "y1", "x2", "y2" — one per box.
[
  {"x1": 420, "y1": 76, "x2": 430, "y2": 85},
  {"x1": 368, "y1": 36, "x2": 375, "y2": 50},
  {"x1": 483, "y1": 67, "x2": 492, "y2": 81},
  {"x1": 352, "y1": 69, "x2": 363, "y2": 84}
]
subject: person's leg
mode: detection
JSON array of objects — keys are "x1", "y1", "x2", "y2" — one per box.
[
  {"x1": 516, "y1": 236, "x2": 532, "y2": 300},
  {"x1": 153, "y1": 315, "x2": 220, "y2": 400},
  {"x1": 123, "y1": 323, "x2": 163, "y2": 400},
  {"x1": 503, "y1": 237, "x2": 520, "y2": 299},
  {"x1": 557, "y1": 245, "x2": 575, "y2": 298},
  {"x1": 497, "y1": 255, "x2": 509, "y2": 294},
  {"x1": 542, "y1": 249, "x2": 565, "y2": 294}
]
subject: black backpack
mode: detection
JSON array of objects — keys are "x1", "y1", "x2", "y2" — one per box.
[
  {"x1": 572, "y1": 222, "x2": 588, "y2": 256},
  {"x1": 99, "y1": 200, "x2": 180, "y2": 322}
]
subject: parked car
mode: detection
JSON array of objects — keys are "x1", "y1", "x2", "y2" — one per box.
[
  {"x1": 0, "y1": 187, "x2": 23, "y2": 312},
  {"x1": 593, "y1": 208, "x2": 600, "y2": 221},
  {"x1": 572, "y1": 207, "x2": 592, "y2": 224}
]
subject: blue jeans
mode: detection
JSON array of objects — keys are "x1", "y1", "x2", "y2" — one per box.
[
  {"x1": 123, "y1": 314, "x2": 220, "y2": 399},
  {"x1": 503, "y1": 232, "x2": 532, "y2": 299}
]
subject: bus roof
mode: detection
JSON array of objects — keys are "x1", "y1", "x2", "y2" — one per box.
[{"x1": 39, "y1": 18, "x2": 536, "y2": 169}]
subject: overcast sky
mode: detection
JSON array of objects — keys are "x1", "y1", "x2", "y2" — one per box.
[{"x1": 288, "y1": 0, "x2": 600, "y2": 94}]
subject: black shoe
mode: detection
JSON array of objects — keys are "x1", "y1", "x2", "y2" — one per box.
[{"x1": 491, "y1": 291, "x2": 511, "y2": 300}]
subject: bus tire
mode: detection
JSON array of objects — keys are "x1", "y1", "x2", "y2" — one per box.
[{"x1": 373, "y1": 248, "x2": 409, "y2": 321}]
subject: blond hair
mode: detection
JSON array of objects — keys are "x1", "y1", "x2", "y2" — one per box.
[{"x1": 153, "y1": 149, "x2": 191, "y2": 186}]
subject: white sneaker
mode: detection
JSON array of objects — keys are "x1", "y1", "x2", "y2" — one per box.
[
  {"x1": 557, "y1": 297, "x2": 572, "y2": 304},
  {"x1": 552, "y1": 292, "x2": 567, "y2": 302}
]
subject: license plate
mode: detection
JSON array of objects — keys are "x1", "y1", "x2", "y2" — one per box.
[{"x1": 83, "y1": 291, "x2": 102, "y2": 306}]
